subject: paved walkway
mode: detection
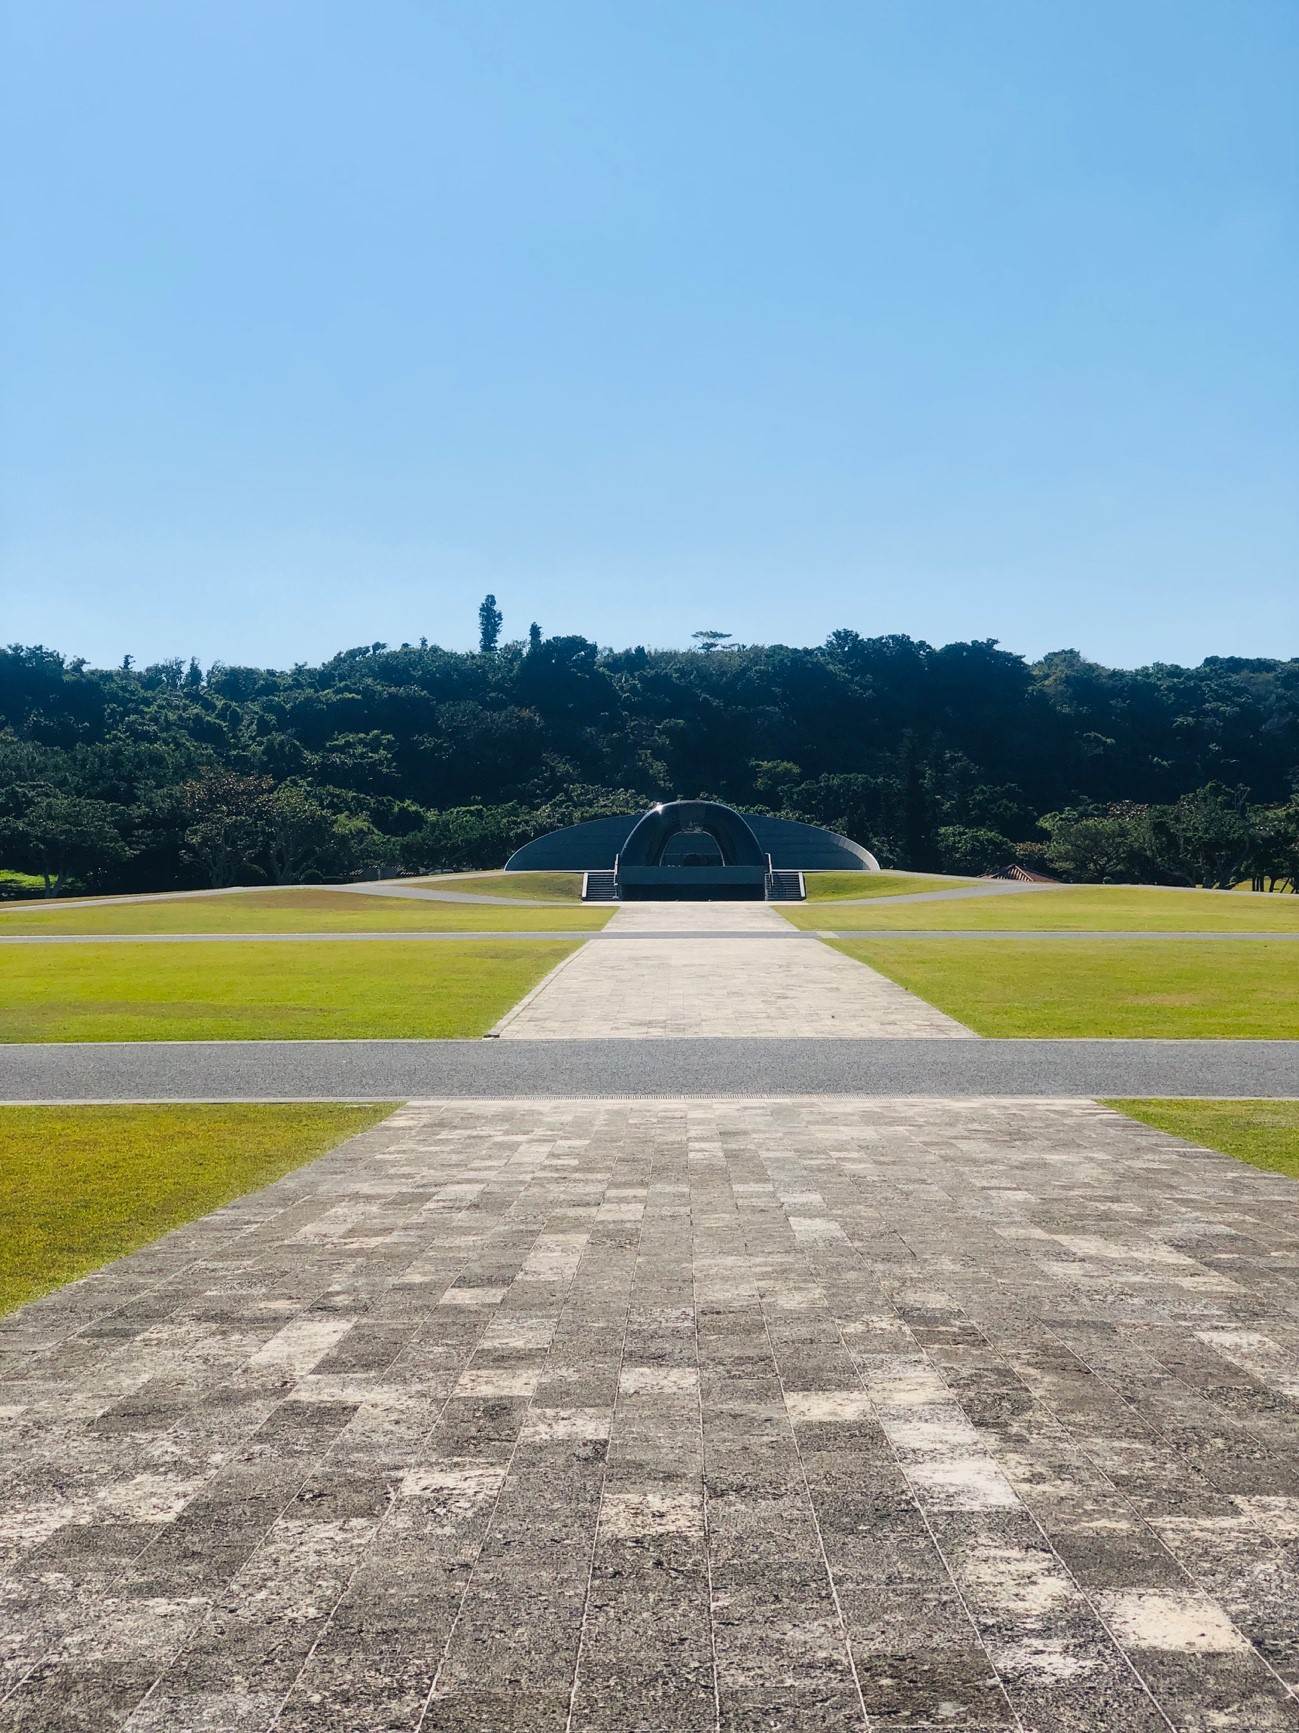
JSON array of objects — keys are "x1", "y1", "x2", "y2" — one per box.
[
  {"x1": 3, "y1": 1097, "x2": 1299, "y2": 1731},
  {"x1": 6, "y1": 893, "x2": 1299, "y2": 1731},
  {"x1": 497, "y1": 904, "x2": 973, "y2": 1039}
]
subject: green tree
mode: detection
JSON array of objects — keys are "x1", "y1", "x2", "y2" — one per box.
[
  {"x1": 787, "y1": 772, "x2": 905, "y2": 863},
  {"x1": 936, "y1": 825, "x2": 1013, "y2": 876},
  {"x1": 1147, "y1": 783, "x2": 1254, "y2": 889},
  {"x1": 3, "y1": 794, "x2": 128, "y2": 897},
  {"x1": 1038, "y1": 805, "x2": 1151, "y2": 883},
  {"x1": 309, "y1": 732, "x2": 400, "y2": 795},
  {"x1": 478, "y1": 594, "x2": 503, "y2": 655},
  {"x1": 751, "y1": 760, "x2": 802, "y2": 803},
  {"x1": 180, "y1": 772, "x2": 274, "y2": 888},
  {"x1": 264, "y1": 785, "x2": 336, "y2": 885},
  {"x1": 328, "y1": 814, "x2": 402, "y2": 879},
  {"x1": 400, "y1": 803, "x2": 538, "y2": 873},
  {"x1": 1246, "y1": 801, "x2": 1298, "y2": 892},
  {"x1": 4, "y1": 628, "x2": 1299, "y2": 898}
]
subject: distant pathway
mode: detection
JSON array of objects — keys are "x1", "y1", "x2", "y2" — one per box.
[
  {"x1": 494, "y1": 903, "x2": 973, "y2": 1039},
  {"x1": 2, "y1": 929, "x2": 1294, "y2": 944}
]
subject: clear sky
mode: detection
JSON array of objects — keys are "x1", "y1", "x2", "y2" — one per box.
[{"x1": 3, "y1": 0, "x2": 1296, "y2": 672}]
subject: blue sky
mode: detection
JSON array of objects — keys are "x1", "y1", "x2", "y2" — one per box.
[{"x1": 3, "y1": 0, "x2": 1295, "y2": 670}]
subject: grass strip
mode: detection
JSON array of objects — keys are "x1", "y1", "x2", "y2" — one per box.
[
  {"x1": 409, "y1": 871, "x2": 584, "y2": 901},
  {"x1": 802, "y1": 871, "x2": 981, "y2": 902},
  {"x1": 829, "y1": 938, "x2": 1299, "y2": 1038},
  {"x1": 0, "y1": 1102, "x2": 392, "y2": 1314},
  {"x1": 0, "y1": 938, "x2": 579, "y2": 1041},
  {"x1": 1106, "y1": 1099, "x2": 1299, "y2": 1181},
  {"x1": 425, "y1": 869, "x2": 979, "y2": 903},
  {"x1": 790, "y1": 884, "x2": 1299, "y2": 932},
  {"x1": 0, "y1": 887, "x2": 608, "y2": 934}
]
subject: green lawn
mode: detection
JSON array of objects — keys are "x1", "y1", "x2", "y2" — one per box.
[
  {"x1": 0, "y1": 939, "x2": 577, "y2": 1041},
  {"x1": 0, "y1": 1103, "x2": 392, "y2": 1314},
  {"x1": 830, "y1": 938, "x2": 1299, "y2": 1037},
  {"x1": 1107, "y1": 1099, "x2": 1299, "y2": 1181},
  {"x1": 802, "y1": 871, "x2": 982, "y2": 902},
  {"x1": 409, "y1": 871, "x2": 584, "y2": 901},
  {"x1": 0, "y1": 871, "x2": 44, "y2": 897},
  {"x1": 0, "y1": 887, "x2": 607, "y2": 934},
  {"x1": 417, "y1": 868, "x2": 979, "y2": 903},
  {"x1": 791, "y1": 883, "x2": 1299, "y2": 932}
]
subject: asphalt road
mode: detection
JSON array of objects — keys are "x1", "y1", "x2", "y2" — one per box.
[{"x1": 3, "y1": 1037, "x2": 1296, "y2": 1101}]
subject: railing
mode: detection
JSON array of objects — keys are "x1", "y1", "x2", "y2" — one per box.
[
  {"x1": 582, "y1": 864, "x2": 621, "y2": 902},
  {"x1": 764, "y1": 868, "x2": 806, "y2": 901}
]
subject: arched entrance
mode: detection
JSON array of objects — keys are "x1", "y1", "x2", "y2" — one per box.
[{"x1": 616, "y1": 800, "x2": 770, "y2": 900}]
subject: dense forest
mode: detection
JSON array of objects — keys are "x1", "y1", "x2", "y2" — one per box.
[{"x1": 2, "y1": 615, "x2": 1297, "y2": 896}]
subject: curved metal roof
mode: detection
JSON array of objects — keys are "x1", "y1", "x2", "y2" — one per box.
[
  {"x1": 619, "y1": 800, "x2": 767, "y2": 869},
  {"x1": 504, "y1": 808, "x2": 879, "y2": 872}
]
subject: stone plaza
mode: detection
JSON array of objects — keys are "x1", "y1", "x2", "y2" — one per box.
[{"x1": 1, "y1": 876, "x2": 1298, "y2": 1731}]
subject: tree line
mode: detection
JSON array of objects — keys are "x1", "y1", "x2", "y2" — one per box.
[{"x1": 1, "y1": 620, "x2": 1296, "y2": 896}]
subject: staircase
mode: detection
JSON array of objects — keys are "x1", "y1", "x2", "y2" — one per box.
[
  {"x1": 765, "y1": 869, "x2": 805, "y2": 901},
  {"x1": 582, "y1": 869, "x2": 620, "y2": 902}
]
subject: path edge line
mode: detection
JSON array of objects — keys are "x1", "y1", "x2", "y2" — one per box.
[{"x1": 483, "y1": 942, "x2": 591, "y2": 1037}]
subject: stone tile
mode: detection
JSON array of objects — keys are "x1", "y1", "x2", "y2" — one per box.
[
  {"x1": 0, "y1": 1659, "x2": 161, "y2": 1731},
  {"x1": 717, "y1": 1687, "x2": 866, "y2": 1730},
  {"x1": 1094, "y1": 1588, "x2": 1252, "y2": 1653},
  {"x1": 452, "y1": 1368, "x2": 542, "y2": 1398},
  {"x1": 783, "y1": 1391, "x2": 873, "y2": 1424},
  {"x1": 851, "y1": 1645, "x2": 1013, "y2": 1725},
  {"x1": 600, "y1": 1490, "x2": 705, "y2": 1539},
  {"x1": 420, "y1": 1688, "x2": 573, "y2": 1730},
  {"x1": 619, "y1": 1366, "x2": 700, "y2": 1396},
  {"x1": 121, "y1": 1688, "x2": 281, "y2": 1731},
  {"x1": 521, "y1": 1407, "x2": 612, "y2": 1443}
]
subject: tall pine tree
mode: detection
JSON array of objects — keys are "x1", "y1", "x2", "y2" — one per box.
[{"x1": 478, "y1": 594, "x2": 503, "y2": 654}]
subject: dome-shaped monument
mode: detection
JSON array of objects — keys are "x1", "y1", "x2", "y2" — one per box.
[
  {"x1": 619, "y1": 800, "x2": 766, "y2": 870},
  {"x1": 504, "y1": 798, "x2": 880, "y2": 901},
  {"x1": 616, "y1": 800, "x2": 766, "y2": 900}
]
